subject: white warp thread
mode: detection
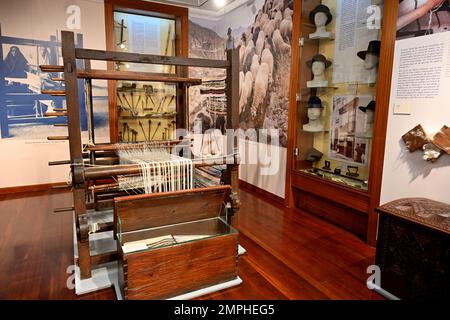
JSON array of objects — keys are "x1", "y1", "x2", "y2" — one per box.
[{"x1": 118, "y1": 148, "x2": 193, "y2": 194}]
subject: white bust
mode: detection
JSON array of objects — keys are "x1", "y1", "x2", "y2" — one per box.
[
  {"x1": 307, "y1": 61, "x2": 329, "y2": 88},
  {"x1": 364, "y1": 53, "x2": 379, "y2": 84},
  {"x1": 310, "y1": 12, "x2": 333, "y2": 39},
  {"x1": 303, "y1": 107, "x2": 324, "y2": 132}
]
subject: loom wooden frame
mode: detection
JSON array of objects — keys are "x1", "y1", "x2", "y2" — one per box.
[{"x1": 43, "y1": 29, "x2": 240, "y2": 280}]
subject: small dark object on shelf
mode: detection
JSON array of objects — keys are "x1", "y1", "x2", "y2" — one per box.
[
  {"x1": 305, "y1": 148, "x2": 323, "y2": 162},
  {"x1": 402, "y1": 124, "x2": 428, "y2": 152},
  {"x1": 334, "y1": 168, "x2": 341, "y2": 175},
  {"x1": 322, "y1": 160, "x2": 331, "y2": 171},
  {"x1": 346, "y1": 165, "x2": 359, "y2": 177}
]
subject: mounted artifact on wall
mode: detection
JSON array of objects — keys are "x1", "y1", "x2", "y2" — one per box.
[{"x1": 402, "y1": 124, "x2": 450, "y2": 162}]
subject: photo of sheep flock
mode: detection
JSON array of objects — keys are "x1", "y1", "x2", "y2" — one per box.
[{"x1": 189, "y1": 0, "x2": 293, "y2": 148}]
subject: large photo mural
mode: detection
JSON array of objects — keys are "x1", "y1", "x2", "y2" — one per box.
[{"x1": 189, "y1": 0, "x2": 294, "y2": 148}]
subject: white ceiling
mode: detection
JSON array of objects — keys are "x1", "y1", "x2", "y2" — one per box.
[{"x1": 149, "y1": 0, "x2": 238, "y2": 12}]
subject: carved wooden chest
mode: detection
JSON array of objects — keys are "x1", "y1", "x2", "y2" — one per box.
[{"x1": 376, "y1": 198, "x2": 450, "y2": 300}]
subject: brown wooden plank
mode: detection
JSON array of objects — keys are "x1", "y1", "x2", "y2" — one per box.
[
  {"x1": 123, "y1": 234, "x2": 238, "y2": 300},
  {"x1": 41, "y1": 89, "x2": 66, "y2": 95},
  {"x1": 291, "y1": 171, "x2": 370, "y2": 213},
  {"x1": 47, "y1": 136, "x2": 69, "y2": 141},
  {"x1": 295, "y1": 190, "x2": 368, "y2": 238},
  {"x1": 90, "y1": 251, "x2": 117, "y2": 266},
  {"x1": 285, "y1": 0, "x2": 311, "y2": 206},
  {"x1": 44, "y1": 112, "x2": 67, "y2": 117},
  {"x1": 83, "y1": 155, "x2": 237, "y2": 179},
  {"x1": 48, "y1": 160, "x2": 71, "y2": 166},
  {"x1": 39, "y1": 65, "x2": 64, "y2": 72},
  {"x1": 77, "y1": 69, "x2": 202, "y2": 85},
  {"x1": 75, "y1": 48, "x2": 230, "y2": 69},
  {"x1": 367, "y1": 1, "x2": 399, "y2": 245},
  {"x1": 114, "y1": 186, "x2": 230, "y2": 234}
]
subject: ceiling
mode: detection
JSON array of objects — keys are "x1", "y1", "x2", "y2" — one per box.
[{"x1": 149, "y1": 0, "x2": 237, "y2": 12}]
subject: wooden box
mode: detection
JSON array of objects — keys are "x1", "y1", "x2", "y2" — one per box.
[
  {"x1": 376, "y1": 198, "x2": 450, "y2": 300},
  {"x1": 114, "y1": 186, "x2": 239, "y2": 300}
]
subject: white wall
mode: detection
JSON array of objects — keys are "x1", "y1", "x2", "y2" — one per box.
[{"x1": 381, "y1": 32, "x2": 450, "y2": 204}]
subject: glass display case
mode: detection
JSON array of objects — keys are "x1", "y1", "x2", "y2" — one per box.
[
  {"x1": 113, "y1": 11, "x2": 177, "y2": 143},
  {"x1": 294, "y1": 0, "x2": 384, "y2": 192},
  {"x1": 118, "y1": 217, "x2": 237, "y2": 254}
]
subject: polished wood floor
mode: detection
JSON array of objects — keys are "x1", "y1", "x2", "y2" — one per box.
[{"x1": 0, "y1": 188, "x2": 382, "y2": 300}]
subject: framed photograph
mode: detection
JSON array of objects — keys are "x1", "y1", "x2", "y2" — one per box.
[{"x1": 329, "y1": 95, "x2": 372, "y2": 166}]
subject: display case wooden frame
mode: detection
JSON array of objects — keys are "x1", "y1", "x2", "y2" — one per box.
[
  {"x1": 286, "y1": 1, "x2": 398, "y2": 245},
  {"x1": 104, "y1": 0, "x2": 189, "y2": 143}
]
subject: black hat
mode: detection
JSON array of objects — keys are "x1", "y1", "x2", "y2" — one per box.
[
  {"x1": 359, "y1": 100, "x2": 376, "y2": 113},
  {"x1": 309, "y1": 4, "x2": 333, "y2": 26},
  {"x1": 307, "y1": 96, "x2": 323, "y2": 109},
  {"x1": 357, "y1": 40, "x2": 381, "y2": 60},
  {"x1": 306, "y1": 54, "x2": 332, "y2": 68}
]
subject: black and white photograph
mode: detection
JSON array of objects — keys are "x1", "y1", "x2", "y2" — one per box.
[
  {"x1": 329, "y1": 95, "x2": 371, "y2": 165},
  {"x1": 189, "y1": 0, "x2": 293, "y2": 147}
]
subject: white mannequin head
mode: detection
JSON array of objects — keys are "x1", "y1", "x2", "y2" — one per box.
[
  {"x1": 312, "y1": 61, "x2": 326, "y2": 76},
  {"x1": 314, "y1": 12, "x2": 328, "y2": 28},
  {"x1": 308, "y1": 107, "x2": 322, "y2": 120},
  {"x1": 364, "y1": 53, "x2": 379, "y2": 70}
]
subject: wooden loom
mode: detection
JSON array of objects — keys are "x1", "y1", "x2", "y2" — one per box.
[{"x1": 41, "y1": 31, "x2": 240, "y2": 285}]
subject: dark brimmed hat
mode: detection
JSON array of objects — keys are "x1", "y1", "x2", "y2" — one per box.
[
  {"x1": 307, "y1": 96, "x2": 323, "y2": 109},
  {"x1": 309, "y1": 4, "x2": 333, "y2": 25},
  {"x1": 357, "y1": 40, "x2": 381, "y2": 60},
  {"x1": 306, "y1": 54, "x2": 332, "y2": 68},
  {"x1": 359, "y1": 100, "x2": 376, "y2": 113}
]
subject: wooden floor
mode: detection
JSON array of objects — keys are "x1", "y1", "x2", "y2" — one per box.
[{"x1": 0, "y1": 188, "x2": 382, "y2": 300}]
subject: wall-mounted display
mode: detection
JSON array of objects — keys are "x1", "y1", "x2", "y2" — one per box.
[{"x1": 402, "y1": 123, "x2": 450, "y2": 162}]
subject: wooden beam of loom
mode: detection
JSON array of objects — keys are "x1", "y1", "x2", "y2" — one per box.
[
  {"x1": 84, "y1": 140, "x2": 190, "y2": 152},
  {"x1": 84, "y1": 155, "x2": 238, "y2": 180},
  {"x1": 77, "y1": 69, "x2": 202, "y2": 85},
  {"x1": 75, "y1": 48, "x2": 230, "y2": 69}
]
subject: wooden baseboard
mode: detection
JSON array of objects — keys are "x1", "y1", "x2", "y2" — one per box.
[
  {"x1": 239, "y1": 180, "x2": 286, "y2": 206},
  {"x1": 0, "y1": 182, "x2": 69, "y2": 195}
]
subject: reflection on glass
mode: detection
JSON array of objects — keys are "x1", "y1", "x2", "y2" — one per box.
[
  {"x1": 119, "y1": 218, "x2": 237, "y2": 254},
  {"x1": 113, "y1": 12, "x2": 177, "y2": 143}
]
